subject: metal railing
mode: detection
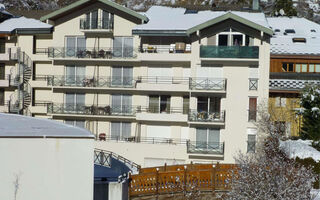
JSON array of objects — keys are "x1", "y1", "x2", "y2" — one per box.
[
  {"x1": 187, "y1": 141, "x2": 224, "y2": 155},
  {"x1": 48, "y1": 75, "x2": 136, "y2": 88},
  {"x1": 80, "y1": 18, "x2": 113, "y2": 30},
  {"x1": 48, "y1": 103, "x2": 139, "y2": 116},
  {"x1": 137, "y1": 106, "x2": 185, "y2": 114},
  {"x1": 249, "y1": 78, "x2": 258, "y2": 90},
  {"x1": 200, "y1": 46, "x2": 259, "y2": 59},
  {"x1": 137, "y1": 76, "x2": 189, "y2": 84},
  {"x1": 34, "y1": 48, "x2": 50, "y2": 55},
  {"x1": 248, "y1": 110, "x2": 257, "y2": 122},
  {"x1": 48, "y1": 47, "x2": 137, "y2": 59},
  {"x1": 188, "y1": 110, "x2": 225, "y2": 123},
  {"x1": 189, "y1": 78, "x2": 226, "y2": 91},
  {"x1": 96, "y1": 135, "x2": 189, "y2": 145},
  {"x1": 247, "y1": 141, "x2": 256, "y2": 153}
]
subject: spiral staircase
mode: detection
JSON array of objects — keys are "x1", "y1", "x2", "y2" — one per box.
[{"x1": 9, "y1": 49, "x2": 32, "y2": 115}]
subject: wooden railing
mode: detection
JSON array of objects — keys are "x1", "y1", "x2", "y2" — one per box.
[{"x1": 129, "y1": 163, "x2": 236, "y2": 197}]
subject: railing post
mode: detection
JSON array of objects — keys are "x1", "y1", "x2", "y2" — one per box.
[
  {"x1": 212, "y1": 164, "x2": 216, "y2": 194},
  {"x1": 156, "y1": 168, "x2": 159, "y2": 199},
  {"x1": 183, "y1": 165, "x2": 187, "y2": 196}
]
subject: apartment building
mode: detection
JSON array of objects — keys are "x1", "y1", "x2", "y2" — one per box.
[
  {"x1": 0, "y1": 0, "x2": 272, "y2": 167},
  {"x1": 268, "y1": 17, "x2": 320, "y2": 137}
]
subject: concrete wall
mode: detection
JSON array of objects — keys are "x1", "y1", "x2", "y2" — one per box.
[{"x1": 0, "y1": 138, "x2": 94, "y2": 200}]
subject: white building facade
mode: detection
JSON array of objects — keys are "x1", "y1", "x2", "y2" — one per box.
[{"x1": 0, "y1": 0, "x2": 272, "y2": 167}]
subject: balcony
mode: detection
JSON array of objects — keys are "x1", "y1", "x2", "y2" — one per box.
[
  {"x1": 48, "y1": 47, "x2": 137, "y2": 60},
  {"x1": 189, "y1": 78, "x2": 226, "y2": 92},
  {"x1": 188, "y1": 110, "x2": 225, "y2": 125},
  {"x1": 48, "y1": 103, "x2": 138, "y2": 118},
  {"x1": 200, "y1": 46, "x2": 259, "y2": 59},
  {"x1": 0, "y1": 75, "x2": 10, "y2": 88},
  {"x1": 249, "y1": 78, "x2": 258, "y2": 90},
  {"x1": 136, "y1": 107, "x2": 188, "y2": 122},
  {"x1": 80, "y1": 18, "x2": 113, "y2": 33},
  {"x1": 48, "y1": 76, "x2": 136, "y2": 89},
  {"x1": 187, "y1": 141, "x2": 224, "y2": 155},
  {"x1": 136, "y1": 76, "x2": 189, "y2": 92},
  {"x1": 137, "y1": 44, "x2": 191, "y2": 62},
  {"x1": 0, "y1": 47, "x2": 19, "y2": 61}
]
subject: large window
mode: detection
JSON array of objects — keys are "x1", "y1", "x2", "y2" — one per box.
[
  {"x1": 197, "y1": 97, "x2": 221, "y2": 113},
  {"x1": 111, "y1": 94, "x2": 132, "y2": 114},
  {"x1": 196, "y1": 128, "x2": 220, "y2": 150},
  {"x1": 149, "y1": 95, "x2": 171, "y2": 113},
  {"x1": 65, "y1": 93, "x2": 85, "y2": 112},
  {"x1": 65, "y1": 120, "x2": 85, "y2": 129},
  {"x1": 111, "y1": 66, "x2": 133, "y2": 87},
  {"x1": 65, "y1": 65, "x2": 85, "y2": 85},
  {"x1": 113, "y1": 37, "x2": 133, "y2": 58},
  {"x1": 65, "y1": 36, "x2": 86, "y2": 57},
  {"x1": 86, "y1": 10, "x2": 98, "y2": 29},
  {"x1": 216, "y1": 28, "x2": 252, "y2": 46},
  {"x1": 111, "y1": 122, "x2": 131, "y2": 139},
  {"x1": 309, "y1": 64, "x2": 320, "y2": 73},
  {"x1": 295, "y1": 63, "x2": 308, "y2": 72},
  {"x1": 102, "y1": 10, "x2": 114, "y2": 29}
]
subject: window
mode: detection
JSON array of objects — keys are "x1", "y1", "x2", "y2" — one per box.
[
  {"x1": 65, "y1": 93, "x2": 85, "y2": 112},
  {"x1": 65, "y1": 65, "x2": 85, "y2": 85},
  {"x1": 197, "y1": 97, "x2": 221, "y2": 113},
  {"x1": 0, "y1": 89, "x2": 4, "y2": 105},
  {"x1": 111, "y1": 94, "x2": 132, "y2": 114},
  {"x1": 232, "y1": 34, "x2": 243, "y2": 46},
  {"x1": 282, "y1": 63, "x2": 294, "y2": 72},
  {"x1": 295, "y1": 64, "x2": 308, "y2": 72},
  {"x1": 85, "y1": 10, "x2": 98, "y2": 29},
  {"x1": 275, "y1": 97, "x2": 286, "y2": 107},
  {"x1": 249, "y1": 97, "x2": 257, "y2": 121},
  {"x1": 65, "y1": 36, "x2": 86, "y2": 57},
  {"x1": 111, "y1": 122, "x2": 131, "y2": 139},
  {"x1": 247, "y1": 135, "x2": 256, "y2": 153},
  {"x1": 111, "y1": 66, "x2": 133, "y2": 87},
  {"x1": 309, "y1": 64, "x2": 320, "y2": 73},
  {"x1": 0, "y1": 64, "x2": 4, "y2": 80},
  {"x1": 0, "y1": 38, "x2": 5, "y2": 54},
  {"x1": 102, "y1": 10, "x2": 114, "y2": 29},
  {"x1": 196, "y1": 128, "x2": 221, "y2": 151},
  {"x1": 149, "y1": 95, "x2": 171, "y2": 113},
  {"x1": 113, "y1": 37, "x2": 133, "y2": 58},
  {"x1": 65, "y1": 120, "x2": 85, "y2": 129},
  {"x1": 218, "y1": 35, "x2": 228, "y2": 46},
  {"x1": 183, "y1": 96, "x2": 189, "y2": 114}
]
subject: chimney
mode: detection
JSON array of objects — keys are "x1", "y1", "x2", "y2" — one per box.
[{"x1": 252, "y1": 0, "x2": 259, "y2": 11}]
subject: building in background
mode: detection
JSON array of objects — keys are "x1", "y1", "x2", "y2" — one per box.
[
  {"x1": 0, "y1": 113, "x2": 94, "y2": 200},
  {"x1": 268, "y1": 17, "x2": 320, "y2": 137},
  {"x1": 0, "y1": 0, "x2": 272, "y2": 167}
]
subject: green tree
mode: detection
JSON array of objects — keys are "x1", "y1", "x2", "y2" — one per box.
[
  {"x1": 273, "y1": 0, "x2": 297, "y2": 16},
  {"x1": 300, "y1": 85, "x2": 320, "y2": 144}
]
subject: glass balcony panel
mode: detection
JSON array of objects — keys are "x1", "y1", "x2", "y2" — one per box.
[{"x1": 200, "y1": 46, "x2": 259, "y2": 59}]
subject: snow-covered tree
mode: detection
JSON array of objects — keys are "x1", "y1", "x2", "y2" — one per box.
[
  {"x1": 300, "y1": 84, "x2": 320, "y2": 144},
  {"x1": 225, "y1": 106, "x2": 315, "y2": 200}
]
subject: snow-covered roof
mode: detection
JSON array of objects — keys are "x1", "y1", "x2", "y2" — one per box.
[
  {"x1": 133, "y1": 6, "x2": 271, "y2": 35},
  {"x1": 0, "y1": 16, "x2": 52, "y2": 34},
  {"x1": 268, "y1": 17, "x2": 320, "y2": 56},
  {"x1": 280, "y1": 139, "x2": 320, "y2": 162},
  {"x1": 0, "y1": 114, "x2": 94, "y2": 138}
]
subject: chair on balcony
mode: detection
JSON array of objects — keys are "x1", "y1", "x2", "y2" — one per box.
[
  {"x1": 99, "y1": 49, "x2": 106, "y2": 58},
  {"x1": 77, "y1": 50, "x2": 86, "y2": 58},
  {"x1": 169, "y1": 44, "x2": 175, "y2": 53},
  {"x1": 99, "y1": 133, "x2": 106, "y2": 141}
]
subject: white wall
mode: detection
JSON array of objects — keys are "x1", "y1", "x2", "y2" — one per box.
[{"x1": 0, "y1": 138, "x2": 94, "y2": 200}]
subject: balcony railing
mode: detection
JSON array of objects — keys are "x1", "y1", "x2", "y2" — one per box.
[
  {"x1": 138, "y1": 76, "x2": 189, "y2": 84},
  {"x1": 96, "y1": 135, "x2": 189, "y2": 145},
  {"x1": 137, "y1": 106, "x2": 185, "y2": 114},
  {"x1": 200, "y1": 46, "x2": 259, "y2": 59},
  {"x1": 187, "y1": 141, "x2": 224, "y2": 155},
  {"x1": 80, "y1": 18, "x2": 113, "y2": 31},
  {"x1": 188, "y1": 110, "x2": 225, "y2": 123},
  {"x1": 248, "y1": 110, "x2": 257, "y2": 122},
  {"x1": 249, "y1": 78, "x2": 258, "y2": 90},
  {"x1": 48, "y1": 103, "x2": 138, "y2": 116},
  {"x1": 139, "y1": 45, "x2": 191, "y2": 54},
  {"x1": 189, "y1": 78, "x2": 226, "y2": 91},
  {"x1": 48, "y1": 76, "x2": 136, "y2": 88},
  {"x1": 48, "y1": 47, "x2": 137, "y2": 59}
]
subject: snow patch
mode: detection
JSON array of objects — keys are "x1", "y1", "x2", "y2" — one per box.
[
  {"x1": 280, "y1": 139, "x2": 320, "y2": 162},
  {"x1": 0, "y1": 4, "x2": 5, "y2": 11}
]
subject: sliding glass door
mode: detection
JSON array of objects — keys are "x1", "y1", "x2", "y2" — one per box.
[{"x1": 113, "y1": 37, "x2": 133, "y2": 58}]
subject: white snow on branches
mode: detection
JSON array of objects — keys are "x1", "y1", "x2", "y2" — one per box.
[{"x1": 280, "y1": 139, "x2": 320, "y2": 162}]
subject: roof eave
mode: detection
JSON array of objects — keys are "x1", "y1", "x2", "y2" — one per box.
[
  {"x1": 186, "y1": 12, "x2": 273, "y2": 36},
  {"x1": 40, "y1": 0, "x2": 148, "y2": 23}
]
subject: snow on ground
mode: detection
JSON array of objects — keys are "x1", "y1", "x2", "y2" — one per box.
[
  {"x1": 311, "y1": 189, "x2": 320, "y2": 200},
  {"x1": 280, "y1": 139, "x2": 320, "y2": 162}
]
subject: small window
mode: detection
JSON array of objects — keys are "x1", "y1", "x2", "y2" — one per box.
[
  {"x1": 285, "y1": 29, "x2": 295, "y2": 34},
  {"x1": 274, "y1": 29, "x2": 280, "y2": 32},
  {"x1": 184, "y1": 9, "x2": 198, "y2": 14},
  {"x1": 247, "y1": 135, "x2": 256, "y2": 153},
  {"x1": 296, "y1": 64, "x2": 308, "y2": 73},
  {"x1": 310, "y1": 64, "x2": 320, "y2": 73},
  {"x1": 292, "y1": 38, "x2": 306, "y2": 43},
  {"x1": 218, "y1": 35, "x2": 228, "y2": 46},
  {"x1": 311, "y1": 29, "x2": 316, "y2": 33},
  {"x1": 282, "y1": 63, "x2": 294, "y2": 72}
]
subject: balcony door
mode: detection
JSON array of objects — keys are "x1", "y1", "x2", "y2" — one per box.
[
  {"x1": 65, "y1": 93, "x2": 85, "y2": 112},
  {"x1": 196, "y1": 128, "x2": 220, "y2": 150},
  {"x1": 197, "y1": 97, "x2": 220, "y2": 113},
  {"x1": 0, "y1": 64, "x2": 4, "y2": 80},
  {"x1": 111, "y1": 122, "x2": 131, "y2": 139},
  {"x1": 111, "y1": 94, "x2": 132, "y2": 114},
  {"x1": 149, "y1": 95, "x2": 171, "y2": 113},
  {"x1": 113, "y1": 37, "x2": 133, "y2": 58},
  {"x1": 65, "y1": 36, "x2": 86, "y2": 57},
  {"x1": 65, "y1": 65, "x2": 85, "y2": 86},
  {"x1": 111, "y1": 66, "x2": 133, "y2": 87}
]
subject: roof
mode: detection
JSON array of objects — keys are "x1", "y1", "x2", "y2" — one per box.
[
  {"x1": 133, "y1": 6, "x2": 272, "y2": 36},
  {"x1": 268, "y1": 17, "x2": 320, "y2": 56},
  {"x1": 0, "y1": 113, "x2": 94, "y2": 138},
  {"x1": 40, "y1": 0, "x2": 148, "y2": 22},
  {"x1": 0, "y1": 16, "x2": 52, "y2": 34}
]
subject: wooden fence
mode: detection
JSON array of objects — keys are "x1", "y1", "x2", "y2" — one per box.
[{"x1": 129, "y1": 163, "x2": 237, "y2": 197}]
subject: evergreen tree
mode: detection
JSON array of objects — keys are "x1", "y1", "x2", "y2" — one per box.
[
  {"x1": 300, "y1": 85, "x2": 320, "y2": 143},
  {"x1": 273, "y1": 0, "x2": 297, "y2": 16}
]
